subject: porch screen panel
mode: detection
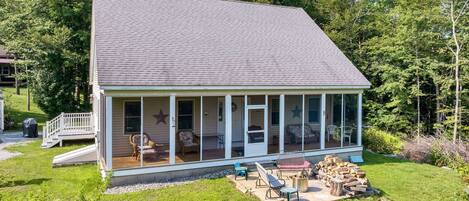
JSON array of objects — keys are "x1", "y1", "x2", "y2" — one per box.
[
  {"x1": 231, "y1": 96, "x2": 244, "y2": 158},
  {"x1": 111, "y1": 97, "x2": 142, "y2": 169},
  {"x1": 325, "y1": 94, "x2": 342, "y2": 148},
  {"x1": 202, "y1": 96, "x2": 225, "y2": 160},
  {"x1": 142, "y1": 97, "x2": 170, "y2": 167},
  {"x1": 268, "y1": 95, "x2": 280, "y2": 154},
  {"x1": 344, "y1": 94, "x2": 358, "y2": 146},
  {"x1": 284, "y1": 95, "x2": 302, "y2": 152},
  {"x1": 176, "y1": 97, "x2": 200, "y2": 163},
  {"x1": 304, "y1": 95, "x2": 321, "y2": 150}
]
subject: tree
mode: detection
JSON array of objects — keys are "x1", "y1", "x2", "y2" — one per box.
[
  {"x1": 0, "y1": 0, "x2": 91, "y2": 117},
  {"x1": 442, "y1": 0, "x2": 469, "y2": 142}
]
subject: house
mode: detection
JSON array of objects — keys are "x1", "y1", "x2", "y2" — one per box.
[
  {"x1": 0, "y1": 46, "x2": 16, "y2": 86},
  {"x1": 88, "y1": 0, "x2": 370, "y2": 185}
]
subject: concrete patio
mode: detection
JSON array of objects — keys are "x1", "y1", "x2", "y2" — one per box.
[{"x1": 227, "y1": 168, "x2": 348, "y2": 201}]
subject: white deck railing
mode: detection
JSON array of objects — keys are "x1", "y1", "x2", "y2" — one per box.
[{"x1": 42, "y1": 112, "x2": 93, "y2": 145}]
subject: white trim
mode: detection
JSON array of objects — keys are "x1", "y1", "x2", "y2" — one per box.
[
  {"x1": 140, "y1": 97, "x2": 144, "y2": 167},
  {"x1": 320, "y1": 93, "x2": 326, "y2": 150},
  {"x1": 169, "y1": 95, "x2": 176, "y2": 164},
  {"x1": 105, "y1": 96, "x2": 113, "y2": 170},
  {"x1": 104, "y1": 89, "x2": 365, "y2": 97},
  {"x1": 224, "y1": 95, "x2": 232, "y2": 159},
  {"x1": 264, "y1": 95, "x2": 269, "y2": 154},
  {"x1": 279, "y1": 94, "x2": 285, "y2": 154},
  {"x1": 301, "y1": 94, "x2": 305, "y2": 151},
  {"x1": 111, "y1": 146, "x2": 363, "y2": 177},
  {"x1": 101, "y1": 85, "x2": 370, "y2": 91},
  {"x1": 357, "y1": 93, "x2": 363, "y2": 146},
  {"x1": 244, "y1": 95, "x2": 248, "y2": 156},
  {"x1": 200, "y1": 96, "x2": 203, "y2": 161},
  {"x1": 341, "y1": 94, "x2": 344, "y2": 148}
]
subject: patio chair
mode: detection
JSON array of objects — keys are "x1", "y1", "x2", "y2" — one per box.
[
  {"x1": 255, "y1": 162, "x2": 286, "y2": 199},
  {"x1": 343, "y1": 126, "x2": 354, "y2": 145},
  {"x1": 234, "y1": 162, "x2": 248, "y2": 180},
  {"x1": 327, "y1": 125, "x2": 337, "y2": 142},
  {"x1": 129, "y1": 133, "x2": 162, "y2": 161},
  {"x1": 177, "y1": 130, "x2": 200, "y2": 156}
]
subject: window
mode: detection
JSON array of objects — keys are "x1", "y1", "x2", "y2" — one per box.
[
  {"x1": 178, "y1": 101, "x2": 193, "y2": 130},
  {"x1": 124, "y1": 101, "x2": 141, "y2": 134},
  {"x1": 271, "y1": 99, "x2": 279, "y2": 125},
  {"x1": 1, "y1": 65, "x2": 10, "y2": 75},
  {"x1": 308, "y1": 97, "x2": 320, "y2": 123}
]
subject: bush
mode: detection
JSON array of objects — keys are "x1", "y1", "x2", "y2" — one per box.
[
  {"x1": 403, "y1": 136, "x2": 469, "y2": 184},
  {"x1": 363, "y1": 128, "x2": 403, "y2": 154},
  {"x1": 402, "y1": 137, "x2": 434, "y2": 163}
]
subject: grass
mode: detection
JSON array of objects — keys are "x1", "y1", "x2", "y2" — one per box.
[
  {"x1": 0, "y1": 141, "x2": 467, "y2": 201},
  {"x1": 348, "y1": 151, "x2": 468, "y2": 201},
  {"x1": 0, "y1": 140, "x2": 258, "y2": 201},
  {"x1": 2, "y1": 87, "x2": 47, "y2": 130}
]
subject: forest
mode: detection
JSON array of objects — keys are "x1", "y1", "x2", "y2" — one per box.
[{"x1": 0, "y1": 0, "x2": 467, "y2": 141}]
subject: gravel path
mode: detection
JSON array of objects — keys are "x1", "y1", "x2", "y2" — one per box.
[
  {"x1": 0, "y1": 131, "x2": 37, "y2": 161},
  {"x1": 105, "y1": 169, "x2": 234, "y2": 194}
]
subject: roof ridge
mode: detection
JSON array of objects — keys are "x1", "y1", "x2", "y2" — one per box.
[{"x1": 220, "y1": 0, "x2": 302, "y2": 10}]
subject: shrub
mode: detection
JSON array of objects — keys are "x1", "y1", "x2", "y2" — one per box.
[
  {"x1": 403, "y1": 136, "x2": 469, "y2": 184},
  {"x1": 402, "y1": 137, "x2": 434, "y2": 163},
  {"x1": 363, "y1": 128, "x2": 403, "y2": 154}
]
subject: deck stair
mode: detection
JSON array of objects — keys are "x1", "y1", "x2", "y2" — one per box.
[{"x1": 41, "y1": 112, "x2": 95, "y2": 148}]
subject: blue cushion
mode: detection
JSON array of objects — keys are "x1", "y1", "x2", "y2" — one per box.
[{"x1": 350, "y1": 155, "x2": 364, "y2": 163}]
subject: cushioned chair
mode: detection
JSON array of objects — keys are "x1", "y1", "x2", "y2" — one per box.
[
  {"x1": 285, "y1": 124, "x2": 319, "y2": 144},
  {"x1": 129, "y1": 133, "x2": 162, "y2": 161},
  {"x1": 177, "y1": 130, "x2": 200, "y2": 156}
]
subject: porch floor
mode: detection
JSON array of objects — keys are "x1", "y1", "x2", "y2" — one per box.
[{"x1": 112, "y1": 142, "x2": 353, "y2": 169}]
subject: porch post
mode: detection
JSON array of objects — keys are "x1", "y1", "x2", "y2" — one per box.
[
  {"x1": 169, "y1": 95, "x2": 176, "y2": 164},
  {"x1": 225, "y1": 95, "x2": 232, "y2": 159},
  {"x1": 140, "y1": 97, "x2": 144, "y2": 167},
  {"x1": 320, "y1": 93, "x2": 326, "y2": 150},
  {"x1": 357, "y1": 93, "x2": 363, "y2": 146},
  {"x1": 105, "y1": 96, "x2": 112, "y2": 170},
  {"x1": 301, "y1": 94, "x2": 305, "y2": 151},
  {"x1": 279, "y1": 94, "x2": 285, "y2": 154},
  {"x1": 264, "y1": 95, "x2": 268, "y2": 155},
  {"x1": 341, "y1": 94, "x2": 344, "y2": 147},
  {"x1": 200, "y1": 96, "x2": 203, "y2": 161}
]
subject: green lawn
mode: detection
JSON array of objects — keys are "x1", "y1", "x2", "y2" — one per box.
[
  {"x1": 0, "y1": 141, "x2": 467, "y2": 201},
  {"x1": 0, "y1": 140, "x2": 258, "y2": 201},
  {"x1": 2, "y1": 87, "x2": 47, "y2": 130},
  {"x1": 352, "y1": 151, "x2": 468, "y2": 201}
]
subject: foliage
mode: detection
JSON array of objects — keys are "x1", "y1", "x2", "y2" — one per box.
[
  {"x1": 363, "y1": 128, "x2": 403, "y2": 154},
  {"x1": 402, "y1": 136, "x2": 469, "y2": 184},
  {"x1": 248, "y1": 0, "x2": 469, "y2": 139},
  {"x1": 0, "y1": 0, "x2": 92, "y2": 117},
  {"x1": 2, "y1": 87, "x2": 47, "y2": 130}
]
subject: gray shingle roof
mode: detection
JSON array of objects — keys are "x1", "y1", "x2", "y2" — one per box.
[{"x1": 93, "y1": 0, "x2": 370, "y2": 88}]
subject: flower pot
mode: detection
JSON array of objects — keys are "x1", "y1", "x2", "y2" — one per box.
[{"x1": 293, "y1": 177, "x2": 309, "y2": 193}]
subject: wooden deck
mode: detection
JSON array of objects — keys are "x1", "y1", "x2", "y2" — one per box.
[{"x1": 112, "y1": 149, "x2": 226, "y2": 169}]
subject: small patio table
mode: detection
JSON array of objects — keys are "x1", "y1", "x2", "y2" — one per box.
[{"x1": 280, "y1": 187, "x2": 299, "y2": 201}]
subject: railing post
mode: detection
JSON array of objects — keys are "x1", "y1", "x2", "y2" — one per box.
[{"x1": 60, "y1": 112, "x2": 64, "y2": 135}]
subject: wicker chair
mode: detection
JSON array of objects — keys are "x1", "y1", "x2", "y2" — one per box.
[
  {"x1": 129, "y1": 133, "x2": 161, "y2": 161},
  {"x1": 177, "y1": 130, "x2": 200, "y2": 156}
]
